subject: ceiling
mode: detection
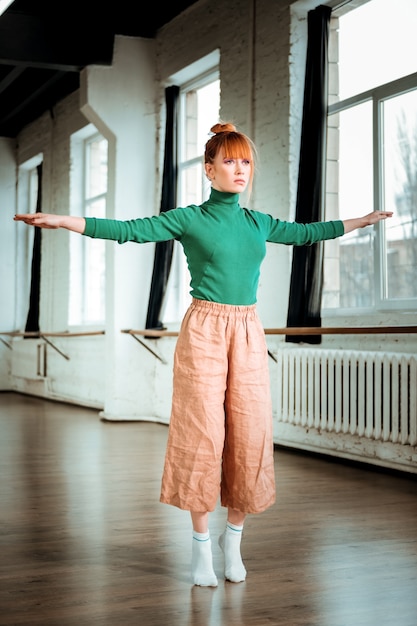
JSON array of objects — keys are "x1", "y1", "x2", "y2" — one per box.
[{"x1": 0, "y1": 0, "x2": 199, "y2": 138}]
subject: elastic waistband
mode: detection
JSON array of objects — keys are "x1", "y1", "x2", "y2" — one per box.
[{"x1": 190, "y1": 298, "x2": 257, "y2": 318}]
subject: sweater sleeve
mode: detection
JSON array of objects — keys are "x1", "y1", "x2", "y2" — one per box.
[
  {"x1": 264, "y1": 215, "x2": 345, "y2": 245},
  {"x1": 82, "y1": 207, "x2": 192, "y2": 244}
]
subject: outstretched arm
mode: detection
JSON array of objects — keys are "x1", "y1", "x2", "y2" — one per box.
[
  {"x1": 343, "y1": 210, "x2": 393, "y2": 234},
  {"x1": 14, "y1": 213, "x2": 85, "y2": 233}
]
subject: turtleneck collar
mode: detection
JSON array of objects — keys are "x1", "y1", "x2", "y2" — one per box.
[{"x1": 206, "y1": 187, "x2": 241, "y2": 208}]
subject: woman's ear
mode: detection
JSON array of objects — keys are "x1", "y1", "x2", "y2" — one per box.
[{"x1": 205, "y1": 162, "x2": 214, "y2": 180}]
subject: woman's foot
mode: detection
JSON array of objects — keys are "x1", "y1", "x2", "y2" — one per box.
[
  {"x1": 191, "y1": 532, "x2": 218, "y2": 587},
  {"x1": 219, "y1": 523, "x2": 246, "y2": 583}
]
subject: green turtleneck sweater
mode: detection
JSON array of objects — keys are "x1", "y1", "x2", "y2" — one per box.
[{"x1": 83, "y1": 188, "x2": 344, "y2": 305}]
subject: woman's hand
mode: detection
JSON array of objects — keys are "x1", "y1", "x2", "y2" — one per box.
[
  {"x1": 14, "y1": 213, "x2": 86, "y2": 233},
  {"x1": 343, "y1": 210, "x2": 393, "y2": 234},
  {"x1": 362, "y1": 210, "x2": 394, "y2": 226},
  {"x1": 14, "y1": 213, "x2": 63, "y2": 229}
]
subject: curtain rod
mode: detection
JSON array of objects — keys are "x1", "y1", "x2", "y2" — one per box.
[{"x1": 326, "y1": 0, "x2": 370, "y2": 14}]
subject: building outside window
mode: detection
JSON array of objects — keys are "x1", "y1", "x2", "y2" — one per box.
[{"x1": 323, "y1": 0, "x2": 417, "y2": 311}]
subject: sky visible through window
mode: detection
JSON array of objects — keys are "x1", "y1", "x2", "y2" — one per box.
[{"x1": 339, "y1": 0, "x2": 417, "y2": 99}]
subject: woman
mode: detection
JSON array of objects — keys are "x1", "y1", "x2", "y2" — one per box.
[{"x1": 14, "y1": 122, "x2": 393, "y2": 587}]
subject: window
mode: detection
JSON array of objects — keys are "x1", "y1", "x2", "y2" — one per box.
[
  {"x1": 178, "y1": 78, "x2": 221, "y2": 207},
  {"x1": 16, "y1": 156, "x2": 42, "y2": 329},
  {"x1": 69, "y1": 128, "x2": 108, "y2": 326},
  {"x1": 163, "y1": 54, "x2": 220, "y2": 324},
  {"x1": 323, "y1": 0, "x2": 417, "y2": 311}
]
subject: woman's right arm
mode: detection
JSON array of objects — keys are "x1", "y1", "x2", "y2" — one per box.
[
  {"x1": 14, "y1": 213, "x2": 85, "y2": 233},
  {"x1": 15, "y1": 206, "x2": 192, "y2": 243}
]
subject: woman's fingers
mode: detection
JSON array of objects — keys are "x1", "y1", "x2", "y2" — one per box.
[{"x1": 14, "y1": 213, "x2": 61, "y2": 228}]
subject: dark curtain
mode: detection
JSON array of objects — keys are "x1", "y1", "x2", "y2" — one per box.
[
  {"x1": 285, "y1": 5, "x2": 331, "y2": 344},
  {"x1": 145, "y1": 85, "x2": 179, "y2": 332},
  {"x1": 25, "y1": 163, "x2": 43, "y2": 334}
]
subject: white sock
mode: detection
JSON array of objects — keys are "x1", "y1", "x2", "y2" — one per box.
[
  {"x1": 219, "y1": 522, "x2": 247, "y2": 583},
  {"x1": 191, "y1": 531, "x2": 218, "y2": 587}
]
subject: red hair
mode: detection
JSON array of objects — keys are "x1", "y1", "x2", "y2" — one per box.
[{"x1": 204, "y1": 122, "x2": 256, "y2": 197}]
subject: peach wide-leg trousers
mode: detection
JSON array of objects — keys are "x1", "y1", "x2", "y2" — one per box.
[{"x1": 160, "y1": 298, "x2": 276, "y2": 514}]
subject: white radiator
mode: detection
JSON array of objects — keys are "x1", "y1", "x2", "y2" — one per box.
[{"x1": 276, "y1": 349, "x2": 417, "y2": 447}]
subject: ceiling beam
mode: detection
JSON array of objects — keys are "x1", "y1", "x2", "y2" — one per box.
[{"x1": 0, "y1": 11, "x2": 115, "y2": 71}]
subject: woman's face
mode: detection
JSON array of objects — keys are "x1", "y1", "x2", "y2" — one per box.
[{"x1": 205, "y1": 149, "x2": 251, "y2": 194}]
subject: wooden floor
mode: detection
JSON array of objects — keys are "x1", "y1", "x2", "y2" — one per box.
[{"x1": 0, "y1": 392, "x2": 416, "y2": 626}]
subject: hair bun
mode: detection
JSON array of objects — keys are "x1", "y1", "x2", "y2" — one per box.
[{"x1": 210, "y1": 122, "x2": 237, "y2": 135}]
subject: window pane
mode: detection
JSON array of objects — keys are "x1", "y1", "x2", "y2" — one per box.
[
  {"x1": 180, "y1": 162, "x2": 204, "y2": 206},
  {"x1": 29, "y1": 168, "x2": 39, "y2": 212},
  {"x1": 324, "y1": 102, "x2": 374, "y2": 308},
  {"x1": 84, "y1": 198, "x2": 106, "y2": 322},
  {"x1": 383, "y1": 89, "x2": 417, "y2": 299},
  {"x1": 86, "y1": 137, "x2": 108, "y2": 197},
  {"x1": 184, "y1": 80, "x2": 220, "y2": 160},
  {"x1": 338, "y1": 0, "x2": 417, "y2": 100}
]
